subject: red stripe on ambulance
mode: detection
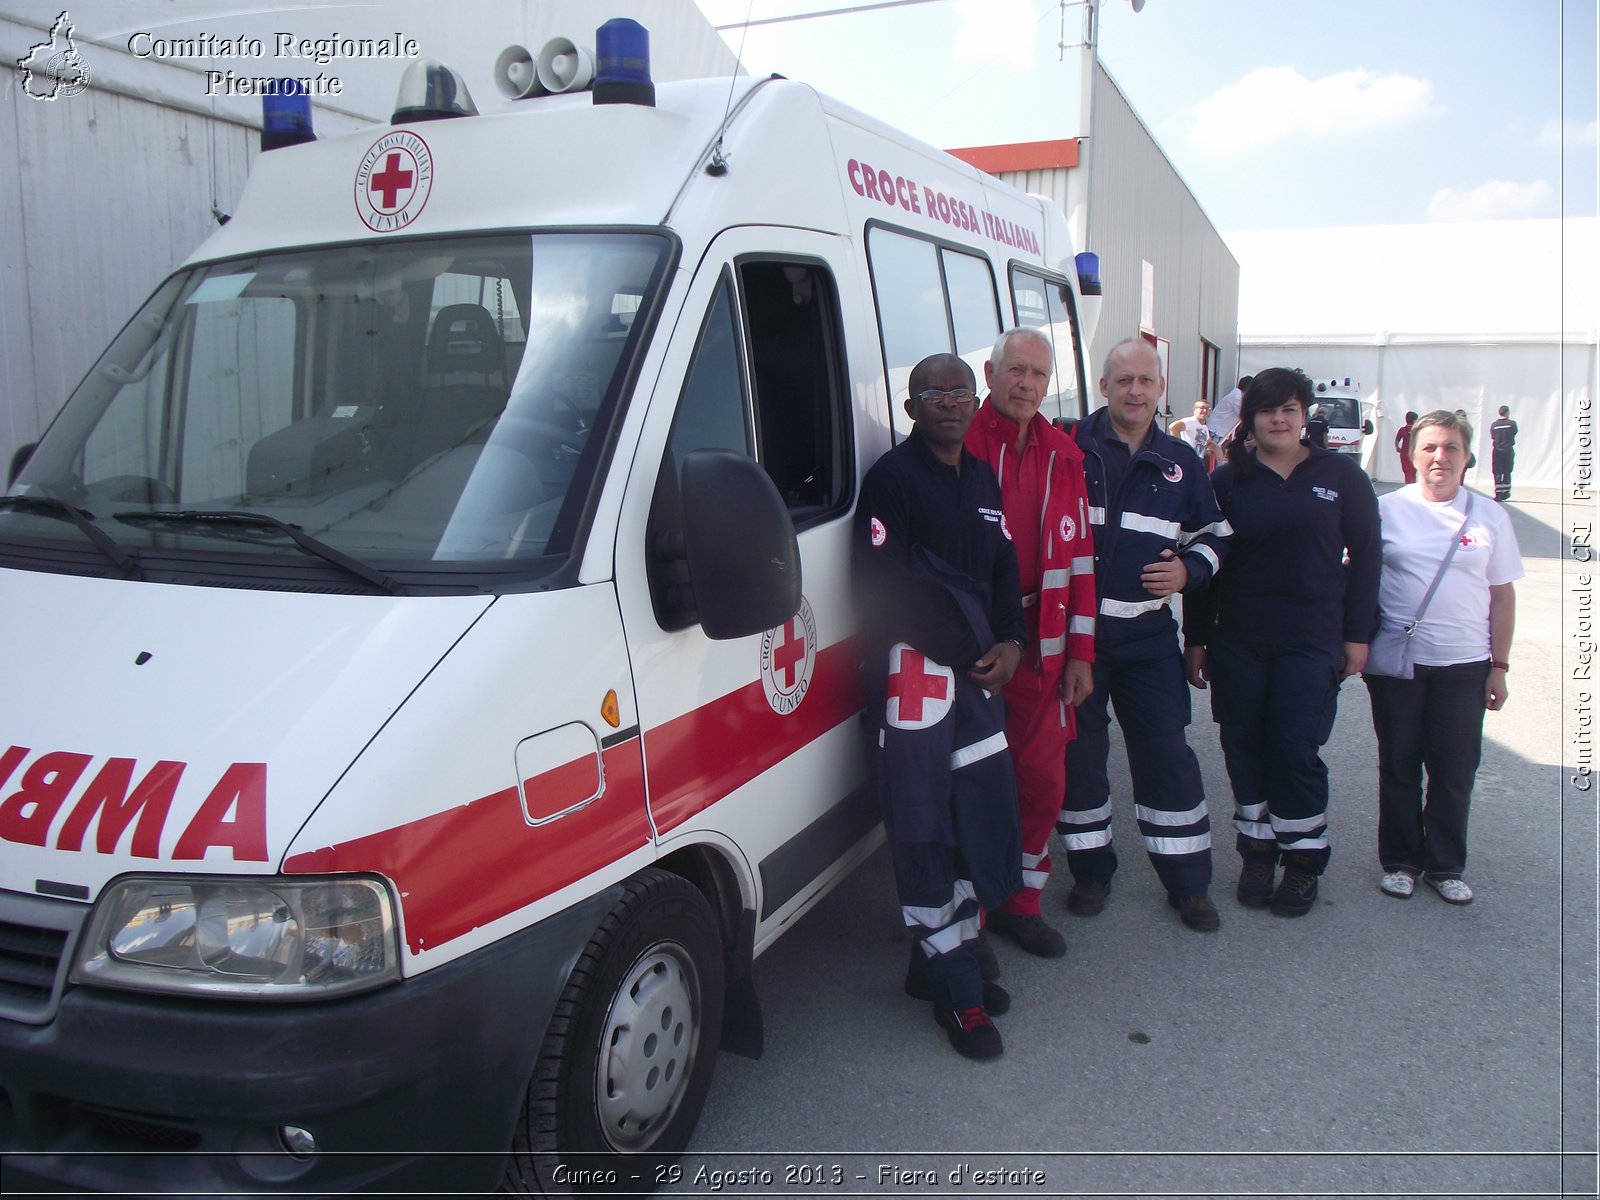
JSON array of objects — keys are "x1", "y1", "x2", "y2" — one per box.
[
  {"x1": 644, "y1": 638, "x2": 861, "y2": 834},
  {"x1": 285, "y1": 743, "x2": 650, "y2": 953}
]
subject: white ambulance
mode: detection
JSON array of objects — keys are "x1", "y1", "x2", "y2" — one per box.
[
  {"x1": 1307, "y1": 376, "x2": 1373, "y2": 459},
  {"x1": 0, "y1": 23, "x2": 1097, "y2": 1194}
]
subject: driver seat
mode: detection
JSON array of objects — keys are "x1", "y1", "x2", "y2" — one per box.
[{"x1": 403, "y1": 304, "x2": 512, "y2": 469}]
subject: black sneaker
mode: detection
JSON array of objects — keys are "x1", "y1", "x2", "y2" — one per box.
[
  {"x1": 1066, "y1": 879, "x2": 1110, "y2": 916},
  {"x1": 933, "y1": 1004, "x2": 1003, "y2": 1060},
  {"x1": 904, "y1": 968, "x2": 1012, "y2": 1016},
  {"x1": 985, "y1": 911, "x2": 1067, "y2": 958},
  {"x1": 972, "y1": 931, "x2": 1001, "y2": 982},
  {"x1": 1270, "y1": 869, "x2": 1319, "y2": 917},
  {"x1": 1236, "y1": 861, "x2": 1276, "y2": 908},
  {"x1": 1167, "y1": 892, "x2": 1221, "y2": 931}
]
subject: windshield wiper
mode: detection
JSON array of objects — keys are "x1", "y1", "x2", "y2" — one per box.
[
  {"x1": 114, "y1": 510, "x2": 405, "y2": 595},
  {"x1": 0, "y1": 494, "x2": 143, "y2": 578}
]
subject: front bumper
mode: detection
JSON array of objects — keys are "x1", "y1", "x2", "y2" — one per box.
[{"x1": 0, "y1": 886, "x2": 614, "y2": 1194}]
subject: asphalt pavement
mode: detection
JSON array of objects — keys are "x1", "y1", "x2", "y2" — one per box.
[{"x1": 678, "y1": 486, "x2": 1598, "y2": 1200}]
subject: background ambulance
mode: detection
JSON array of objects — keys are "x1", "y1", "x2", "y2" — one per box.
[
  {"x1": 0, "y1": 21, "x2": 1098, "y2": 1193},
  {"x1": 1307, "y1": 375, "x2": 1374, "y2": 459}
]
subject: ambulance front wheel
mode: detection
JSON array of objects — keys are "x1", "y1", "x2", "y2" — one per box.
[{"x1": 505, "y1": 868, "x2": 725, "y2": 1195}]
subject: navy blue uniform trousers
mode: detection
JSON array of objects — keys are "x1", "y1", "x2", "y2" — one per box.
[
  {"x1": 1059, "y1": 647, "x2": 1212, "y2": 898},
  {"x1": 874, "y1": 644, "x2": 1020, "y2": 1011},
  {"x1": 1207, "y1": 638, "x2": 1344, "y2": 874}
]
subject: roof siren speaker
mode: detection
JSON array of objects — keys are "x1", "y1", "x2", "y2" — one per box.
[
  {"x1": 494, "y1": 44, "x2": 546, "y2": 99},
  {"x1": 593, "y1": 18, "x2": 655, "y2": 107},
  {"x1": 537, "y1": 37, "x2": 595, "y2": 93}
]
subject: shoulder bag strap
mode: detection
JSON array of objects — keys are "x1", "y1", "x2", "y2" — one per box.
[{"x1": 1407, "y1": 492, "x2": 1474, "y2": 634}]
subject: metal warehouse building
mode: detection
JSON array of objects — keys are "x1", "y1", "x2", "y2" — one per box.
[{"x1": 951, "y1": 59, "x2": 1241, "y2": 421}]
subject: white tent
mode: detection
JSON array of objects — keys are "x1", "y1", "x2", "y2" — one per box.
[{"x1": 1229, "y1": 218, "x2": 1597, "y2": 489}]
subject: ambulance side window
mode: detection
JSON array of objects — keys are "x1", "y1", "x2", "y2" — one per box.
[
  {"x1": 866, "y1": 225, "x2": 1001, "y2": 437},
  {"x1": 649, "y1": 273, "x2": 751, "y2": 631},
  {"x1": 649, "y1": 258, "x2": 850, "y2": 631},
  {"x1": 1011, "y1": 267, "x2": 1087, "y2": 422},
  {"x1": 738, "y1": 258, "x2": 850, "y2": 525},
  {"x1": 667, "y1": 277, "x2": 751, "y2": 473}
]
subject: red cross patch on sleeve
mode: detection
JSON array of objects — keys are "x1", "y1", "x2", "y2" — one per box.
[{"x1": 886, "y1": 643, "x2": 955, "y2": 729}]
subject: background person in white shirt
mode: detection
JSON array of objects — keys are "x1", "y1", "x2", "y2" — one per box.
[
  {"x1": 1206, "y1": 375, "x2": 1251, "y2": 447},
  {"x1": 1169, "y1": 397, "x2": 1222, "y2": 470},
  {"x1": 1364, "y1": 410, "x2": 1524, "y2": 905}
]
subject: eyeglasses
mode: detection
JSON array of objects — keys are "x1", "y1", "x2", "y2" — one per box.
[{"x1": 913, "y1": 388, "x2": 977, "y2": 409}]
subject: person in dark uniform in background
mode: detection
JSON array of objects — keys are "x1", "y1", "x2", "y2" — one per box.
[
  {"x1": 1058, "y1": 338, "x2": 1232, "y2": 932},
  {"x1": 1490, "y1": 406, "x2": 1519, "y2": 501},
  {"x1": 855, "y1": 352, "x2": 1025, "y2": 1061}
]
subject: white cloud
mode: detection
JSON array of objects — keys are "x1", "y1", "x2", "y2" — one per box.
[
  {"x1": 953, "y1": 0, "x2": 1035, "y2": 71},
  {"x1": 1425, "y1": 179, "x2": 1552, "y2": 222},
  {"x1": 1536, "y1": 116, "x2": 1599, "y2": 149},
  {"x1": 1186, "y1": 65, "x2": 1436, "y2": 155}
]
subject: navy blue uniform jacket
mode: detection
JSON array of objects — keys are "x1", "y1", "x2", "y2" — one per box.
[
  {"x1": 1071, "y1": 407, "x2": 1232, "y2": 659},
  {"x1": 1184, "y1": 445, "x2": 1381, "y2": 648},
  {"x1": 855, "y1": 430, "x2": 1025, "y2": 684}
]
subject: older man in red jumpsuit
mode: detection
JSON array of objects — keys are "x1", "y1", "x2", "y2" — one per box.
[{"x1": 965, "y1": 326, "x2": 1097, "y2": 957}]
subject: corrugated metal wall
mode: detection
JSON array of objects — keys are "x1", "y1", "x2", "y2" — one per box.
[
  {"x1": 2, "y1": 84, "x2": 256, "y2": 472},
  {"x1": 1082, "y1": 64, "x2": 1238, "y2": 416},
  {"x1": 985, "y1": 64, "x2": 1239, "y2": 421},
  {"x1": 1085, "y1": 64, "x2": 1239, "y2": 416}
]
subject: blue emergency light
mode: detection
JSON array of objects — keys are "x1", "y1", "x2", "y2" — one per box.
[
  {"x1": 593, "y1": 18, "x2": 655, "y2": 107},
  {"x1": 261, "y1": 81, "x2": 314, "y2": 152},
  {"x1": 1075, "y1": 251, "x2": 1102, "y2": 296}
]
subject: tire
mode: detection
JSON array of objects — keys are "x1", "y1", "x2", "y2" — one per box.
[{"x1": 504, "y1": 869, "x2": 725, "y2": 1197}]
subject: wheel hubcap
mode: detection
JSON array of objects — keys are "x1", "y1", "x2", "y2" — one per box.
[{"x1": 595, "y1": 942, "x2": 700, "y2": 1151}]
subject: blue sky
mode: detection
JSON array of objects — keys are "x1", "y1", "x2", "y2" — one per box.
[{"x1": 693, "y1": 0, "x2": 1598, "y2": 233}]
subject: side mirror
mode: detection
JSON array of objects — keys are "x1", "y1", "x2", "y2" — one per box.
[
  {"x1": 1362, "y1": 420, "x2": 1374, "y2": 435},
  {"x1": 679, "y1": 449, "x2": 801, "y2": 640}
]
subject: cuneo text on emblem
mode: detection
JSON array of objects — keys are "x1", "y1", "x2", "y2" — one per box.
[{"x1": 760, "y1": 596, "x2": 817, "y2": 716}]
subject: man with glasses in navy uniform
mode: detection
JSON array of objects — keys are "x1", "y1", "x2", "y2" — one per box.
[{"x1": 855, "y1": 352, "x2": 1026, "y2": 1060}]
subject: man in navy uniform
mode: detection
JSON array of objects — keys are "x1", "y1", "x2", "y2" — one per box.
[
  {"x1": 1489, "y1": 405, "x2": 1519, "y2": 501},
  {"x1": 1058, "y1": 339, "x2": 1232, "y2": 931},
  {"x1": 856, "y1": 352, "x2": 1025, "y2": 1060}
]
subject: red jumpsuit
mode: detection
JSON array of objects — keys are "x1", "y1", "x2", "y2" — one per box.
[{"x1": 966, "y1": 404, "x2": 1097, "y2": 917}]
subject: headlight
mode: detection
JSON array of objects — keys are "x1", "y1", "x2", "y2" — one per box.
[{"x1": 72, "y1": 876, "x2": 400, "y2": 999}]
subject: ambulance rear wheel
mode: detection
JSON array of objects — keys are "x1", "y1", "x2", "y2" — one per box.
[{"x1": 504, "y1": 869, "x2": 724, "y2": 1196}]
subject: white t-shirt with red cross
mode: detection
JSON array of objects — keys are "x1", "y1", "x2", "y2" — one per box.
[{"x1": 1376, "y1": 485, "x2": 1525, "y2": 666}]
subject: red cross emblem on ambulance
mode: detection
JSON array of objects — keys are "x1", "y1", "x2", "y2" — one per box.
[
  {"x1": 354, "y1": 131, "x2": 434, "y2": 232},
  {"x1": 886, "y1": 643, "x2": 954, "y2": 729},
  {"x1": 761, "y1": 596, "x2": 817, "y2": 715}
]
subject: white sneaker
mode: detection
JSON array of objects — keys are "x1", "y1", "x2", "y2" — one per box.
[
  {"x1": 1380, "y1": 871, "x2": 1416, "y2": 898},
  {"x1": 1425, "y1": 876, "x2": 1474, "y2": 904}
]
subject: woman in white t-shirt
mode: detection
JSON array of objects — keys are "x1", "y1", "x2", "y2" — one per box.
[{"x1": 1365, "y1": 411, "x2": 1524, "y2": 904}]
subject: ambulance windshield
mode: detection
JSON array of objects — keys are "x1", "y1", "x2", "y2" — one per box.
[
  {"x1": 1308, "y1": 396, "x2": 1360, "y2": 428},
  {"x1": 3, "y1": 232, "x2": 670, "y2": 583}
]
